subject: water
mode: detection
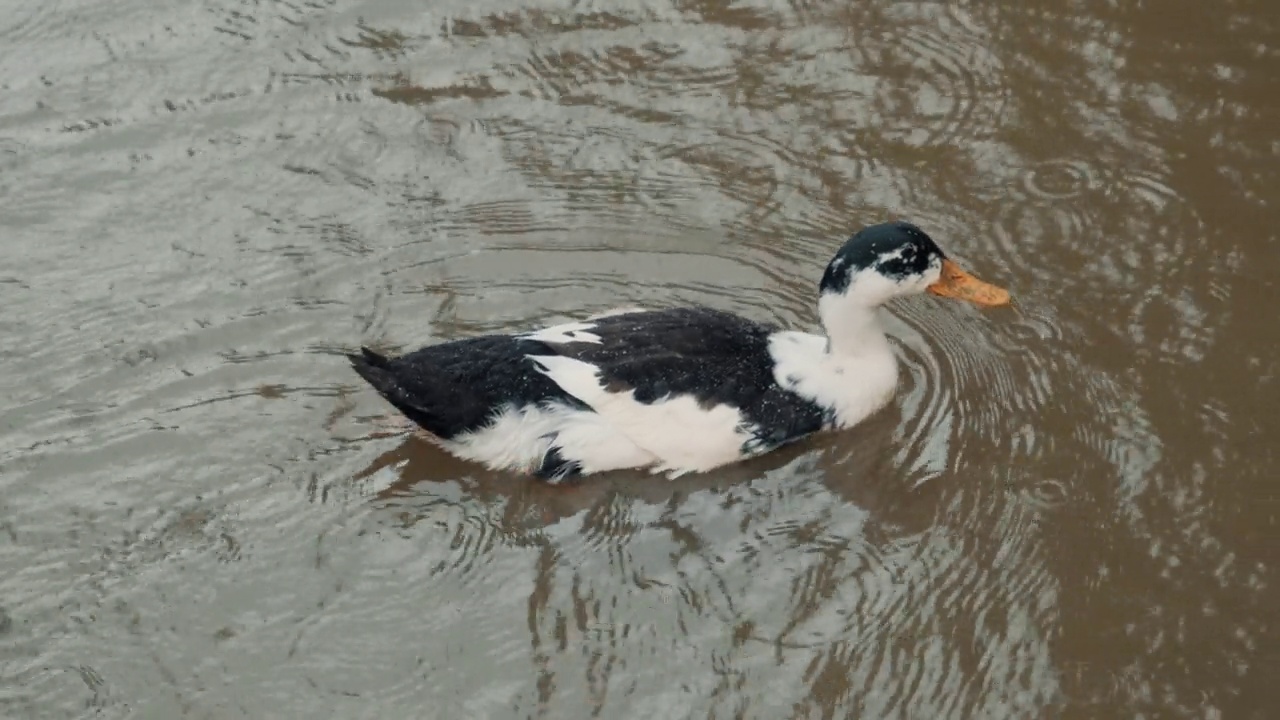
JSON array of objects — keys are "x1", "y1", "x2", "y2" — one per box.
[{"x1": 1, "y1": 0, "x2": 1276, "y2": 717}]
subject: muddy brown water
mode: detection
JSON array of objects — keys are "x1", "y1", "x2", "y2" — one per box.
[{"x1": 1, "y1": 0, "x2": 1277, "y2": 717}]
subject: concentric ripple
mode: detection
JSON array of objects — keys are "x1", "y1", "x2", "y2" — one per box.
[
  {"x1": 1021, "y1": 158, "x2": 1100, "y2": 200},
  {"x1": 855, "y1": 2, "x2": 1010, "y2": 151}
]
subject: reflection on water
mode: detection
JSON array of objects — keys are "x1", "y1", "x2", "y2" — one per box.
[{"x1": 1, "y1": 0, "x2": 1276, "y2": 716}]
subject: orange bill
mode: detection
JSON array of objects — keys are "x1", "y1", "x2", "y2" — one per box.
[{"x1": 927, "y1": 259, "x2": 1011, "y2": 307}]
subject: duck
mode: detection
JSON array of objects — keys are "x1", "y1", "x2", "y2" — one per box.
[{"x1": 347, "y1": 221, "x2": 1009, "y2": 482}]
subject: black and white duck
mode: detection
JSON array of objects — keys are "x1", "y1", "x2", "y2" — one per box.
[{"x1": 347, "y1": 221, "x2": 1009, "y2": 482}]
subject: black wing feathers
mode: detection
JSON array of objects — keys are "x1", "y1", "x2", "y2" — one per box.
[
  {"x1": 346, "y1": 336, "x2": 583, "y2": 438},
  {"x1": 347, "y1": 306, "x2": 829, "y2": 453},
  {"x1": 542, "y1": 307, "x2": 829, "y2": 450}
]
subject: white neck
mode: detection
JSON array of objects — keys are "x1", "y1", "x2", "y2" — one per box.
[
  {"x1": 818, "y1": 293, "x2": 892, "y2": 357},
  {"x1": 766, "y1": 292, "x2": 900, "y2": 430}
]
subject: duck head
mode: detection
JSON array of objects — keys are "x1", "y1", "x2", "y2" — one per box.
[
  {"x1": 815, "y1": 221, "x2": 1009, "y2": 355},
  {"x1": 819, "y1": 221, "x2": 1010, "y2": 310}
]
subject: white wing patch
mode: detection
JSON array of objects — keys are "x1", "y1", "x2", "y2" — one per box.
[
  {"x1": 547, "y1": 409, "x2": 657, "y2": 474},
  {"x1": 439, "y1": 401, "x2": 655, "y2": 477},
  {"x1": 438, "y1": 404, "x2": 565, "y2": 472},
  {"x1": 519, "y1": 321, "x2": 602, "y2": 345},
  {"x1": 528, "y1": 354, "x2": 757, "y2": 476}
]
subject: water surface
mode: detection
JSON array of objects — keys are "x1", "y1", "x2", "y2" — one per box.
[{"x1": 1, "y1": 0, "x2": 1276, "y2": 717}]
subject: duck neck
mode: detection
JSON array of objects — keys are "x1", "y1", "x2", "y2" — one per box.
[{"x1": 818, "y1": 293, "x2": 891, "y2": 358}]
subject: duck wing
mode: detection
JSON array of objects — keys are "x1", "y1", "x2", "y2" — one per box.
[
  {"x1": 524, "y1": 306, "x2": 830, "y2": 473},
  {"x1": 346, "y1": 335, "x2": 587, "y2": 440}
]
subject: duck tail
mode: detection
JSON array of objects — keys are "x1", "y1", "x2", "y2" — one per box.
[
  {"x1": 346, "y1": 348, "x2": 398, "y2": 401},
  {"x1": 344, "y1": 348, "x2": 432, "y2": 428},
  {"x1": 346, "y1": 346, "x2": 395, "y2": 388}
]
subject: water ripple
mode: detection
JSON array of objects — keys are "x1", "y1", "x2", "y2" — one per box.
[{"x1": 2, "y1": 0, "x2": 1273, "y2": 717}]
